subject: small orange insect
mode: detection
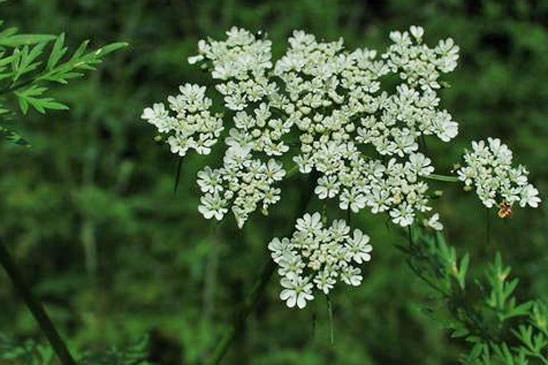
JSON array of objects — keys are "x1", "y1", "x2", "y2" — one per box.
[{"x1": 497, "y1": 202, "x2": 513, "y2": 219}]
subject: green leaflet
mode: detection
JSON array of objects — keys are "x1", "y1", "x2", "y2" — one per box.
[{"x1": 0, "y1": 18, "x2": 127, "y2": 145}]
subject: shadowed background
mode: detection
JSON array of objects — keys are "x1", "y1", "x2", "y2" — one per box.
[{"x1": 0, "y1": 0, "x2": 547, "y2": 364}]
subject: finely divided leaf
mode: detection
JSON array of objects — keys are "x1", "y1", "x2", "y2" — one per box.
[{"x1": 15, "y1": 85, "x2": 68, "y2": 114}]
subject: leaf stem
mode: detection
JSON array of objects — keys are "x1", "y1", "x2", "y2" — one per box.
[{"x1": 0, "y1": 240, "x2": 76, "y2": 365}]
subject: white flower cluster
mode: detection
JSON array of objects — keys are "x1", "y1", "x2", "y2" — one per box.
[
  {"x1": 187, "y1": 28, "x2": 296, "y2": 226},
  {"x1": 167, "y1": 26, "x2": 460, "y2": 228},
  {"x1": 268, "y1": 212, "x2": 372, "y2": 309},
  {"x1": 273, "y1": 27, "x2": 458, "y2": 226},
  {"x1": 141, "y1": 84, "x2": 223, "y2": 156},
  {"x1": 142, "y1": 26, "x2": 542, "y2": 311},
  {"x1": 457, "y1": 138, "x2": 541, "y2": 210},
  {"x1": 197, "y1": 148, "x2": 285, "y2": 228}
]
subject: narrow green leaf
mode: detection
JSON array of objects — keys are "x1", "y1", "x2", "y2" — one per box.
[
  {"x1": 458, "y1": 253, "x2": 470, "y2": 289},
  {"x1": 0, "y1": 34, "x2": 56, "y2": 47},
  {"x1": 16, "y1": 92, "x2": 29, "y2": 114},
  {"x1": 504, "y1": 279, "x2": 519, "y2": 300},
  {"x1": 69, "y1": 40, "x2": 89, "y2": 62},
  {"x1": 94, "y1": 42, "x2": 129, "y2": 57},
  {"x1": 12, "y1": 41, "x2": 47, "y2": 81},
  {"x1": 46, "y1": 33, "x2": 67, "y2": 71},
  {"x1": 0, "y1": 27, "x2": 19, "y2": 40}
]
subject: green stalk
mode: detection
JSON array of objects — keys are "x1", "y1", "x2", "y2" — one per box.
[
  {"x1": 0, "y1": 240, "x2": 76, "y2": 365},
  {"x1": 208, "y1": 259, "x2": 276, "y2": 364},
  {"x1": 486, "y1": 207, "x2": 491, "y2": 248},
  {"x1": 326, "y1": 295, "x2": 334, "y2": 344},
  {"x1": 208, "y1": 173, "x2": 316, "y2": 364},
  {"x1": 425, "y1": 173, "x2": 459, "y2": 183}
]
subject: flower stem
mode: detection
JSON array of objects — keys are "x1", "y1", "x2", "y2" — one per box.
[
  {"x1": 208, "y1": 173, "x2": 316, "y2": 364},
  {"x1": 286, "y1": 164, "x2": 299, "y2": 179},
  {"x1": 208, "y1": 259, "x2": 276, "y2": 365},
  {"x1": 425, "y1": 173, "x2": 459, "y2": 183},
  {"x1": 486, "y1": 208, "x2": 491, "y2": 247},
  {"x1": 0, "y1": 240, "x2": 76, "y2": 365},
  {"x1": 173, "y1": 156, "x2": 184, "y2": 194},
  {"x1": 326, "y1": 294, "x2": 334, "y2": 344}
]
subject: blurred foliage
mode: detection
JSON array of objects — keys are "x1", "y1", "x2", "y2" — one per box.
[
  {"x1": 0, "y1": 332, "x2": 153, "y2": 365},
  {"x1": 0, "y1": 0, "x2": 547, "y2": 364}
]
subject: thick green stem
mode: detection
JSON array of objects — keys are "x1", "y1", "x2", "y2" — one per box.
[{"x1": 0, "y1": 240, "x2": 76, "y2": 365}]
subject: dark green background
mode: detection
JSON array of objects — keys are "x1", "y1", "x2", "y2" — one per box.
[{"x1": 1, "y1": 0, "x2": 547, "y2": 364}]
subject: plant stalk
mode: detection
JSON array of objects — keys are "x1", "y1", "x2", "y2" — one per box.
[
  {"x1": 0, "y1": 240, "x2": 76, "y2": 365},
  {"x1": 425, "y1": 173, "x2": 459, "y2": 183},
  {"x1": 208, "y1": 259, "x2": 276, "y2": 364},
  {"x1": 208, "y1": 173, "x2": 316, "y2": 364}
]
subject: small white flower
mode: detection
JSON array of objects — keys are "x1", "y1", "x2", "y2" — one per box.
[
  {"x1": 520, "y1": 184, "x2": 541, "y2": 208},
  {"x1": 408, "y1": 153, "x2": 434, "y2": 176},
  {"x1": 314, "y1": 175, "x2": 340, "y2": 199},
  {"x1": 197, "y1": 166, "x2": 223, "y2": 194},
  {"x1": 339, "y1": 188, "x2": 366, "y2": 213},
  {"x1": 389, "y1": 203, "x2": 414, "y2": 227},
  {"x1": 280, "y1": 276, "x2": 314, "y2": 309},
  {"x1": 341, "y1": 266, "x2": 363, "y2": 286},
  {"x1": 409, "y1": 25, "x2": 424, "y2": 41},
  {"x1": 313, "y1": 270, "x2": 336, "y2": 294},
  {"x1": 265, "y1": 159, "x2": 286, "y2": 181},
  {"x1": 278, "y1": 253, "x2": 306, "y2": 278},
  {"x1": 346, "y1": 229, "x2": 372, "y2": 264},
  {"x1": 424, "y1": 213, "x2": 444, "y2": 231},
  {"x1": 268, "y1": 237, "x2": 292, "y2": 263},
  {"x1": 187, "y1": 55, "x2": 204, "y2": 64},
  {"x1": 295, "y1": 212, "x2": 322, "y2": 233},
  {"x1": 141, "y1": 103, "x2": 171, "y2": 132},
  {"x1": 198, "y1": 193, "x2": 227, "y2": 220}
]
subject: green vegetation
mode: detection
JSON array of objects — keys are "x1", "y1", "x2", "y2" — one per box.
[{"x1": 0, "y1": 1, "x2": 546, "y2": 364}]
